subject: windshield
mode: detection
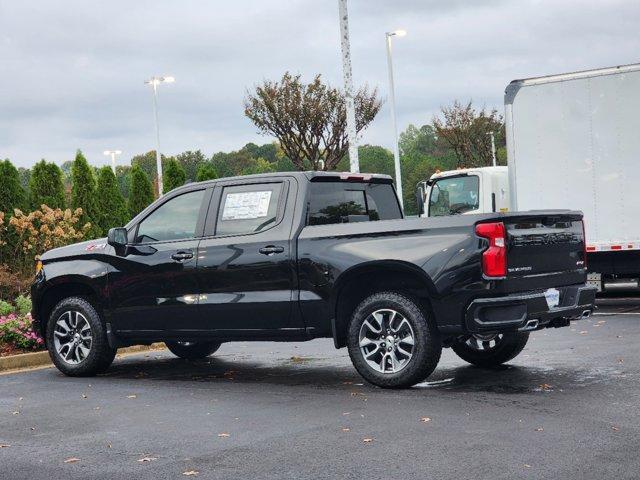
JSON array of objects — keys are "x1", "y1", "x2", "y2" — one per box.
[{"x1": 428, "y1": 175, "x2": 479, "y2": 216}]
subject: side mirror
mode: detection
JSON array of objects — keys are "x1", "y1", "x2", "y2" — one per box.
[{"x1": 107, "y1": 227, "x2": 128, "y2": 248}]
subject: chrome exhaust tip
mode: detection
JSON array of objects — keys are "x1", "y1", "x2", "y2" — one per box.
[
  {"x1": 519, "y1": 319, "x2": 539, "y2": 331},
  {"x1": 582, "y1": 310, "x2": 592, "y2": 319}
]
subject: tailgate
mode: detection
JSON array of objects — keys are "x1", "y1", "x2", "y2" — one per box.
[{"x1": 504, "y1": 212, "x2": 586, "y2": 280}]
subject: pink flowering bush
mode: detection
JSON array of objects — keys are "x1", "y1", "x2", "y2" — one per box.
[{"x1": 0, "y1": 312, "x2": 44, "y2": 351}]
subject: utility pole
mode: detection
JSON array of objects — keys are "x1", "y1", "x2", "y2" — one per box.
[
  {"x1": 385, "y1": 30, "x2": 406, "y2": 210},
  {"x1": 488, "y1": 131, "x2": 497, "y2": 166},
  {"x1": 145, "y1": 75, "x2": 175, "y2": 197},
  {"x1": 338, "y1": 0, "x2": 359, "y2": 172}
]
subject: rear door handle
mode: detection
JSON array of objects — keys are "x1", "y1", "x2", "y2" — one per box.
[
  {"x1": 171, "y1": 251, "x2": 194, "y2": 262},
  {"x1": 259, "y1": 245, "x2": 285, "y2": 256}
]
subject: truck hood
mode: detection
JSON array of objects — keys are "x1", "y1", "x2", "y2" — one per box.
[{"x1": 40, "y1": 238, "x2": 109, "y2": 261}]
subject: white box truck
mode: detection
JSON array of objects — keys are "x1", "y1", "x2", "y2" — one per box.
[{"x1": 417, "y1": 63, "x2": 640, "y2": 290}]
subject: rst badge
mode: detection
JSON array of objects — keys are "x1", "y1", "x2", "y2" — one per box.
[{"x1": 544, "y1": 288, "x2": 560, "y2": 309}]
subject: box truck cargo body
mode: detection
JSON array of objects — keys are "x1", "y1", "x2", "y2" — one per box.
[{"x1": 506, "y1": 64, "x2": 640, "y2": 289}]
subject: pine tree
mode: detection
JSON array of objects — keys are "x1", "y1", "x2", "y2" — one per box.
[
  {"x1": 95, "y1": 166, "x2": 129, "y2": 234},
  {"x1": 163, "y1": 158, "x2": 187, "y2": 193},
  {"x1": 29, "y1": 160, "x2": 66, "y2": 209},
  {"x1": 128, "y1": 165, "x2": 154, "y2": 218},
  {"x1": 70, "y1": 150, "x2": 100, "y2": 237},
  {"x1": 196, "y1": 163, "x2": 218, "y2": 182},
  {"x1": 0, "y1": 159, "x2": 27, "y2": 215}
]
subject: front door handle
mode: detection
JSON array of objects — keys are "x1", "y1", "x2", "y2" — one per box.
[
  {"x1": 171, "y1": 251, "x2": 194, "y2": 262},
  {"x1": 259, "y1": 245, "x2": 285, "y2": 256}
]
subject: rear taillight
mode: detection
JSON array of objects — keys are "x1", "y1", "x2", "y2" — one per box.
[{"x1": 475, "y1": 222, "x2": 507, "y2": 278}]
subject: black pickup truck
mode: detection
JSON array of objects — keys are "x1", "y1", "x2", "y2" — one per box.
[{"x1": 31, "y1": 171, "x2": 596, "y2": 388}]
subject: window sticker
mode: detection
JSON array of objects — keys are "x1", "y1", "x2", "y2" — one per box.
[{"x1": 222, "y1": 191, "x2": 272, "y2": 220}]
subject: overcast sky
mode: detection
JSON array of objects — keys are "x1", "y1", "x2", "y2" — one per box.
[{"x1": 1, "y1": 0, "x2": 639, "y2": 168}]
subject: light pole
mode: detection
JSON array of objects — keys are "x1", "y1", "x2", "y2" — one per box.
[
  {"x1": 338, "y1": 0, "x2": 359, "y2": 172},
  {"x1": 488, "y1": 131, "x2": 497, "y2": 166},
  {"x1": 385, "y1": 29, "x2": 406, "y2": 209},
  {"x1": 103, "y1": 150, "x2": 122, "y2": 174},
  {"x1": 144, "y1": 75, "x2": 175, "y2": 197}
]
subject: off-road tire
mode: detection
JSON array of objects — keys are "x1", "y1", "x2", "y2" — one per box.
[
  {"x1": 166, "y1": 341, "x2": 221, "y2": 360},
  {"x1": 451, "y1": 332, "x2": 529, "y2": 367},
  {"x1": 46, "y1": 297, "x2": 116, "y2": 376},
  {"x1": 347, "y1": 291, "x2": 442, "y2": 389}
]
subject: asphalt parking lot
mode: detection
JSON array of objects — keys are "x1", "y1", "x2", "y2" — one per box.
[{"x1": 1, "y1": 297, "x2": 639, "y2": 480}]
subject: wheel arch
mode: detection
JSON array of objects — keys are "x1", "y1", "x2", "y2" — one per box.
[
  {"x1": 35, "y1": 277, "x2": 102, "y2": 342},
  {"x1": 331, "y1": 261, "x2": 437, "y2": 348}
]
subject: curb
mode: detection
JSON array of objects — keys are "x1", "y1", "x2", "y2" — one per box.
[{"x1": 0, "y1": 343, "x2": 166, "y2": 374}]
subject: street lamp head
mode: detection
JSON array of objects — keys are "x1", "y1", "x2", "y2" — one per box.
[
  {"x1": 103, "y1": 150, "x2": 122, "y2": 156},
  {"x1": 145, "y1": 76, "x2": 175, "y2": 86},
  {"x1": 161, "y1": 76, "x2": 175, "y2": 83},
  {"x1": 387, "y1": 29, "x2": 407, "y2": 37}
]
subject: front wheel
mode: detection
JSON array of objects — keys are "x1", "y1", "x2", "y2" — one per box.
[
  {"x1": 451, "y1": 332, "x2": 529, "y2": 367},
  {"x1": 166, "y1": 341, "x2": 221, "y2": 360},
  {"x1": 46, "y1": 297, "x2": 116, "y2": 377},
  {"x1": 347, "y1": 292, "x2": 442, "y2": 389}
]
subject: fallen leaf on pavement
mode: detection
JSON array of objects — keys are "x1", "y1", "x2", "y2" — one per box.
[
  {"x1": 341, "y1": 428, "x2": 350, "y2": 432},
  {"x1": 218, "y1": 433, "x2": 230, "y2": 438},
  {"x1": 138, "y1": 457, "x2": 157, "y2": 463},
  {"x1": 0, "y1": 444, "x2": 10, "y2": 448},
  {"x1": 64, "y1": 458, "x2": 80, "y2": 464},
  {"x1": 127, "y1": 395, "x2": 137, "y2": 399},
  {"x1": 363, "y1": 438, "x2": 374, "y2": 443},
  {"x1": 579, "y1": 331, "x2": 588, "y2": 335},
  {"x1": 524, "y1": 464, "x2": 532, "y2": 468},
  {"x1": 183, "y1": 471, "x2": 199, "y2": 476},
  {"x1": 11, "y1": 411, "x2": 19, "y2": 415},
  {"x1": 534, "y1": 427, "x2": 544, "y2": 432},
  {"x1": 420, "y1": 417, "x2": 431, "y2": 423},
  {"x1": 81, "y1": 394, "x2": 87, "y2": 399},
  {"x1": 611, "y1": 426, "x2": 619, "y2": 431}
]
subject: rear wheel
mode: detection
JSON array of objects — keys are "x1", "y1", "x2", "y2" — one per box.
[
  {"x1": 46, "y1": 297, "x2": 116, "y2": 376},
  {"x1": 347, "y1": 292, "x2": 442, "y2": 389},
  {"x1": 451, "y1": 332, "x2": 529, "y2": 367},
  {"x1": 166, "y1": 341, "x2": 221, "y2": 360}
]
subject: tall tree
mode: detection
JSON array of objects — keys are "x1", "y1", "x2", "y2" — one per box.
[
  {"x1": 128, "y1": 165, "x2": 154, "y2": 218},
  {"x1": 115, "y1": 165, "x2": 132, "y2": 199},
  {"x1": 175, "y1": 150, "x2": 207, "y2": 181},
  {"x1": 95, "y1": 166, "x2": 129, "y2": 234},
  {"x1": 71, "y1": 150, "x2": 100, "y2": 237},
  {"x1": 29, "y1": 160, "x2": 66, "y2": 209},
  {"x1": 432, "y1": 101, "x2": 505, "y2": 167},
  {"x1": 131, "y1": 151, "x2": 166, "y2": 182},
  {"x1": 196, "y1": 163, "x2": 218, "y2": 182},
  {"x1": 244, "y1": 72, "x2": 382, "y2": 171},
  {"x1": 0, "y1": 160, "x2": 27, "y2": 215},
  {"x1": 163, "y1": 158, "x2": 187, "y2": 193}
]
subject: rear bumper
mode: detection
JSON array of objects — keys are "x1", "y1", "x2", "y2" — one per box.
[{"x1": 464, "y1": 284, "x2": 597, "y2": 333}]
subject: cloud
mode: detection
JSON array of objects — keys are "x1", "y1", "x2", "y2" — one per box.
[{"x1": 1, "y1": 0, "x2": 639, "y2": 168}]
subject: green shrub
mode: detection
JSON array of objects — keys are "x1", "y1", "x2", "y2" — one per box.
[
  {"x1": 71, "y1": 150, "x2": 100, "y2": 238},
  {"x1": 95, "y1": 166, "x2": 129, "y2": 234},
  {"x1": 29, "y1": 160, "x2": 66, "y2": 210},
  {"x1": 0, "y1": 159, "x2": 27, "y2": 215},
  {"x1": 128, "y1": 165, "x2": 155, "y2": 218},
  {"x1": 163, "y1": 158, "x2": 187, "y2": 193},
  {"x1": 0, "y1": 300, "x2": 14, "y2": 316},
  {"x1": 196, "y1": 163, "x2": 218, "y2": 182},
  {"x1": 14, "y1": 295, "x2": 31, "y2": 315}
]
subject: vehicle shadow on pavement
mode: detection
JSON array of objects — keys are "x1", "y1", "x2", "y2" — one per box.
[{"x1": 98, "y1": 351, "x2": 612, "y2": 395}]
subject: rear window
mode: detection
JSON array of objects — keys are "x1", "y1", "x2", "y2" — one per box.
[{"x1": 307, "y1": 182, "x2": 402, "y2": 226}]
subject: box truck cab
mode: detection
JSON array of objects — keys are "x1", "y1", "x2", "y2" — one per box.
[{"x1": 416, "y1": 166, "x2": 509, "y2": 218}]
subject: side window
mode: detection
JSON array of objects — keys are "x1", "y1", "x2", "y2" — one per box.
[
  {"x1": 216, "y1": 183, "x2": 283, "y2": 236},
  {"x1": 307, "y1": 182, "x2": 402, "y2": 226},
  {"x1": 429, "y1": 176, "x2": 479, "y2": 216},
  {"x1": 135, "y1": 190, "x2": 205, "y2": 243}
]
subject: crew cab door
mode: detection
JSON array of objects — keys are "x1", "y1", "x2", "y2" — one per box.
[
  {"x1": 195, "y1": 177, "x2": 302, "y2": 335},
  {"x1": 108, "y1": 187, "x2": 211, "y2": 337}
]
